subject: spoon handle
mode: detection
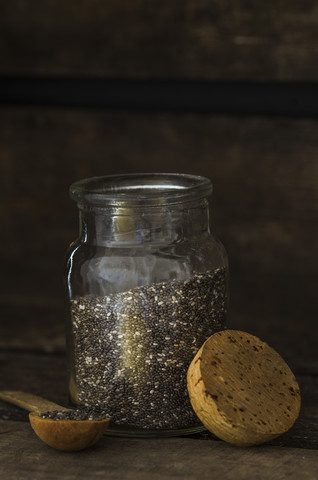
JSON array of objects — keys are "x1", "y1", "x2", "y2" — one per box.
[{"x1": 0, "y1": 391, "x2": 70, "y2": 414}]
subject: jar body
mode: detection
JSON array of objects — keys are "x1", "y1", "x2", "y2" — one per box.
[{"x1": 65, "y1": 174, "x2": 228, "y2": 436}]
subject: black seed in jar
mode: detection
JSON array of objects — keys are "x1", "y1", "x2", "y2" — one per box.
[{"x1": 69, "y1": 268, "x2": 227, "y2": 430}]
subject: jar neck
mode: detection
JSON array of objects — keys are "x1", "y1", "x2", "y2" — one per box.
[{"x1": 78, "y1": 200, "x2": 210, "y2": 246}]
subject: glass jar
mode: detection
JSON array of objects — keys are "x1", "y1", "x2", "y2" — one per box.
[{"x1": 65, "y1": 173, "x2": 228, "y2": 437}]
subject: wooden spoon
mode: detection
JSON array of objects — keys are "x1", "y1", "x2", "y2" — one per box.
[{"x1": 0, "y1": 391, "x2": 109, "y2": 451}]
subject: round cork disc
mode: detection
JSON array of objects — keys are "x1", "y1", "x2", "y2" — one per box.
[{"x1": 187, "y1": 330, "x2": 301, "y2": 446}]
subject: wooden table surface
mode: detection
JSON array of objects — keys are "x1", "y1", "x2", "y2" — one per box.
[{"x1": 0, "y1": 315, "x2": 317, "y2": 480}]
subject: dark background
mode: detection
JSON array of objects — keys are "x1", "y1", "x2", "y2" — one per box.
[{"x1": 0, "y1": 1, "x2": 317, "y2": 375}]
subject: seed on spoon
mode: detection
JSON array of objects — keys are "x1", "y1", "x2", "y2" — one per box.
[
  {"x1": 38, "y1": 408, "x2": 106, "y2": 421},
  {"x1": 0, "y1": 391, "x2": 110, "y2": 451},
  {"x1": 29, "y1": 411, "x2": 109, "y2": 452}
]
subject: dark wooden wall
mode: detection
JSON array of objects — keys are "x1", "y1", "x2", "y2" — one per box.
[
  {"x1": 1, "y1": 1, "x2": 317, "y2": 373},
  {"x1": 2, "y1": 0, "x2": 318, "y2": 80}
]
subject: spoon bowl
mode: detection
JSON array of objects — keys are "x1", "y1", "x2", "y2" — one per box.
[
  {"x1": 29, "y1": 412, "x2": 109, "y2": 451},
  {"x1": 0, "y1": 391, "x2": 110, "y2": 451}
]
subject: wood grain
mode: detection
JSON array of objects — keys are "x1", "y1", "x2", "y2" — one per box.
[
  {"x1": 0, "y1": 421, "x2": 318, "y2": 479},
  {"x1": 2, "y1": 1, "x2": 318, "y2": 80},
  {"x1": 0, "y1": 391, "x2": 68, "y2": 414}
]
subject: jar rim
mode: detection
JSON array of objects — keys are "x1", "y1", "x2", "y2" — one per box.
[{"x1": 70, "y1": 173, "x2": 212, "y2": 208}]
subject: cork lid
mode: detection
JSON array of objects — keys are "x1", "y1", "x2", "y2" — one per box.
[{"x1": 187, "y1": 330, "x2": 301, "y2": 446}]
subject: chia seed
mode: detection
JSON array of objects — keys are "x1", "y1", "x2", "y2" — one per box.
[
  {"x1": 39, "y1": 408, "x2": 106, "y2": 421},
  {"x1": 69, "y1": 267, "x2": 227, "y2": 430}
]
